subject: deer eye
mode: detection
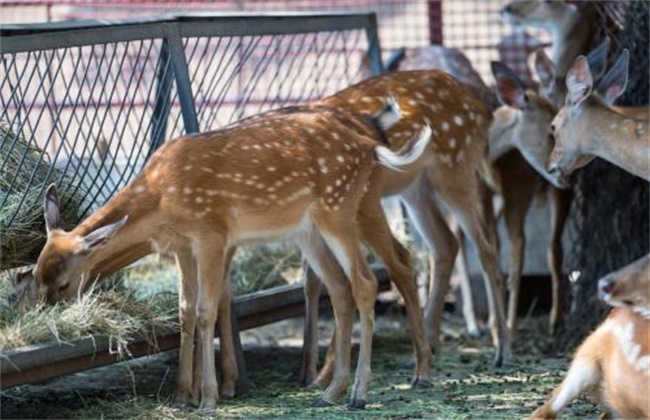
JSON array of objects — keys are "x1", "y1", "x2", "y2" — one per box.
[{"x1": 58, "y1": 282, "x2": 70, "y2": 292}]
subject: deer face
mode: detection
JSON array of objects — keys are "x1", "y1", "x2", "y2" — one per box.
[
  {"x1": 599, "y1": 255, "x2": 650, "y2": 314},
  {"x1": 31, "y1": 184, "x2": 127, "y2": 303},
  {"x1": 33, "y1": 230, "x2": 91, "y2": 303}
]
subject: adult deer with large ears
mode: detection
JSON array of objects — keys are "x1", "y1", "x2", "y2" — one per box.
[
  {"x1": 531, "y1": 253, "x2": 650, "y2": 419},
  {"x1": 30, "y1": 103, "x2": 432, "y2": 409},
  {"x1": 549, "y1": 50, "x2": 650, "y2": 183}
]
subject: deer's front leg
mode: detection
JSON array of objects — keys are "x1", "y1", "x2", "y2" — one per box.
[
  {"x1": 195, "y1": 237, "x2": 227, "y2": 410},
  {"x1": 174, "y1": 249, "x2": 199, "y2": 406},
  {"x1": 531, "y1": 329, "x2": 602, "y2": 419}
]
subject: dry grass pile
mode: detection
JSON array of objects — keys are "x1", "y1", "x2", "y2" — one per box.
[
  {"x1": 0, "y1": 243, "x2": 301, "y2": 351},
  {"x1": 0, "y1": 122, "x2": 86, "y2": 270},
  {"x1": 0, "y1": 274, "x2": 177, "y2": 353}
]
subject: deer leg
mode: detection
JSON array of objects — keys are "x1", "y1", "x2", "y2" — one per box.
[
  {"x1": 454, "y1": 225, "x2": 482, "y2": 338},
  {"x1": 531, "y1": 329, "x2": 602, "y2": 419},
  {"x1": 358, "y1": 197, "x2": 432, "y2": 388},
  {"x1": 502, "y1": 187, "x2": 534, "y2": 339},
  {"x1": 217, "y1": 274, "x2": 238, "y2": 399},
  {"x1": 301, "y1": 261, "x2": 323, "y2": 386},
  {"x1": 444, "y1": 180, "x2": 512, "y2": 366},
  {"x1": 195, "y1": 238, "x2": 227, "y2": 410},
  {"x1": 547, "y1": 187, "x2": 572, "y2": 335},
  {"x1": 173, "y1": 249, "x2": 199, "y2": 406},
  {"x1": 297, "y1": 231, "x2": 354, "y2": 407},
  {"x1": 400, "y1": 176, "x2": 459, "y2": 354},
  {"x1": 319, "y1": 215, "x2": 378, "y2": 409}
]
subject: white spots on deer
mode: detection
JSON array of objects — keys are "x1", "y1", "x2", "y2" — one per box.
[
  {"x1": 465, "y1": 134, "x2": 472, "y2": 146},
  {"x1": 318, "y1": 157, "x2": 329, "y2": 174},
  {"x1": 441, "y1": 121, "x2": 450, "y2": 132},
  {"x1": 201, "y1": 167, "x2": 214, "y2": 174},
  {"x1": 336, "y1": 155, "x2": 345, "y2": 163},
  {"x1": 267, "y1": 166, "x2": 277, "y2": 172},
  {"x1": 195, "y1": 197, "x2": 204, "y2": 204},
  {"x1": 449, "y1": 138, "x2": 457, "y2": 149},
  {"x1": 183, "y1": 187, "x2": 193, "y2": 195},
  {"x1": 438, "y1": 154, "x2": 453, "y2": 168},
  {"x1": 453, "y1": 115, "x2": 464, "y2": 126},
  {"x1": 361, "y1": 96, "x2": 374, "y2": 103},
  {"x1": 414, "y1": 92, "x2": 425, "y2": 100},
  {"x1": 456, "y1": 150, "x2": 465, "y2": 163},
  {"x1": 183, "y1": 165, "x2": 193, "y2": 171},
  {"x1": 167, "y1": 186, "x2": 177, "y2": 194},
  {"x1": 408, "y1": 99, "x2": 418, "y2": 107},
  {"x1": 133, "y1": 185, "x2": 146, "y2": 194}
]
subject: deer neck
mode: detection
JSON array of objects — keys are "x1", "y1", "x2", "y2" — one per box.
[
  {"x1": 549, "y1": 8, "x2": 591, "y2": 77},
  {"x1": 488, "y1": 107, "x2": 519, "y2": 160},
  {"x1": 72, "y1": 182, "x2": 161, "y2": 274},
  {"x1": 588, "y1": 105, "x2": 650, "y2": 181}
]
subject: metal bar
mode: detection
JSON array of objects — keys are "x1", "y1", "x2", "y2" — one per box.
[
  {"x1": 0, "y1": 270, "x2": 390, "y2": 389},
  {"x1": 165, "y1": 24, "x2": 199, "y2": 135},
  {"x1": 150, "y1": 39, "x2": 172, "y2": 150},
  {"x1": 363, "y1": 12, "x2": 384, "y2": 76},
  {"x1": 1, "y1": 14, "x2": 377, "y2": 54}
]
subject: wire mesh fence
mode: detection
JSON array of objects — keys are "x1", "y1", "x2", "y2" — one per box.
[{"x1": 0, "y1": 13, "x2": 380, "y2": 269}]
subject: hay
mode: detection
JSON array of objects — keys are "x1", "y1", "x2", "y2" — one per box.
[
  {"x1": 0, "y1": 122, "x2": 86, "y2": 270},
  {"x1": 0, "y1": 242, "x2": 300, "y2": 351},
  {"x1": 0, "y1": 273, "x2": 178, "y2": 353}
]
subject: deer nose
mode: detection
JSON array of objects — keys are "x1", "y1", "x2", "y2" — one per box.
[{"x1": 598, "y1": 277, "x2": 616, "y2": 299}]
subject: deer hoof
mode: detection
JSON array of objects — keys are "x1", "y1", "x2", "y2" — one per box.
[
  {"x1": 347, "y1": 397, "x2": 366, "y2": 409},
  {"x1": 411, "y1": 378, "x2": 432, "y2": 389},
  {"x1": 310, "y1": 397, "x2": 335, "y2": 407}
]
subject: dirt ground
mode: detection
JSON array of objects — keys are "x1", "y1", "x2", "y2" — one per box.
[{"x1": 1, "y1": 309, "x2": 601, "y2": 419}]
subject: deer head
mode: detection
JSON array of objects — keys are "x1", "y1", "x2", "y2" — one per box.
[
  {"x1": 598, "y1": 254, "x2": 650, "y2": 315},
  {"x1": 490, "y1": 61, "x2": 565, "y2": 187},
  {"x1": 548, "y1": 50, "x2": 635, "y2": 181},
  {"x1": 500, "y1": 0, "x2": 578, "y2": 29},
  {"x1": 33, "y1": 184, "x2": 127, "y2": 303}
]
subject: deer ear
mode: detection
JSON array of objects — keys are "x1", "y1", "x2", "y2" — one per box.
[
  {"x1": 492, "y1": 61, "x2": 528, "y2": 110},
  {"x1": 597, "y1": 49, "x2": 629, "y2": 106},
  {"x1": 79, "y1": 216, "x2": 128, "y2": 254},
  {"x1": 44, "y1": 183, "x2": 61, "y2": 233},
  {"x1": 533, "y1": 49, "x2": 556, "y2": 90},
  {"x1": 565, "y1": 56, "x2": 593, "y2": 108},
  {"x1": 385, "y1": 47, "x2": 406, "y2": 72},
  {"x1": 585, "y1": 38, "x2": 610, "y2": 81}
]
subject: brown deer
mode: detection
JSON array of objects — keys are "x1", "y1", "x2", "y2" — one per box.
[
  {"x1": 29, "y1": 103, "x2": 431, "y2": 409},
  {"x1": 489, "y1": 61, "x2": 573, "y2": 336},
  {"x1": 299, "y1": 67, "x2": 512, "y2": 391},
  {"x1": 367, "y1": 46, "x2": 573, "y2": 340},
  {"x1": 531, "y1": 254, "x2": 650, "y2": 419},
  {"x1": 549, "y1": 51, "x2": 650, "y2": 183}
]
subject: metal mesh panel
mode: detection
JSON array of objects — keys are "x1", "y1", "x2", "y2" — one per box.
[
  {"x1": 1, "y1": 39, "x2": 168, "y2": 220},
  {"x1": 0, "y1": 15, "x2": 379, "y2": 269},
  {"x1": 174, "y1": 29, "x2": 368, "y2": 135}
]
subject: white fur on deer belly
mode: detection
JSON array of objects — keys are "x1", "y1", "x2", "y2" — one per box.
[{"x1": 229, "y1": 212, "x2": 315, "y2": 246}]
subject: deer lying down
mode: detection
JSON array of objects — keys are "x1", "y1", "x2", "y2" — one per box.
[
  {"x1": 531, "y1": 254, "x2": 650, "y2": 419},
  {"x1": 28, "y1": 103, "x2": 431, "y2": 409}
]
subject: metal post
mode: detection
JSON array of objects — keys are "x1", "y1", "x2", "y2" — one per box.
[
  {"x1": 165, "y1": 23, "x2": 200, "y2": 135},
  {"x1": 151, "y1": 39, "x2": 172, "y2": 151},
  {"x1": 428, "y1": 0, "x2": 444, "y2": 45},
  {"x1": 364, "y1": 13, "x2": 384, "y2": 76}
]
